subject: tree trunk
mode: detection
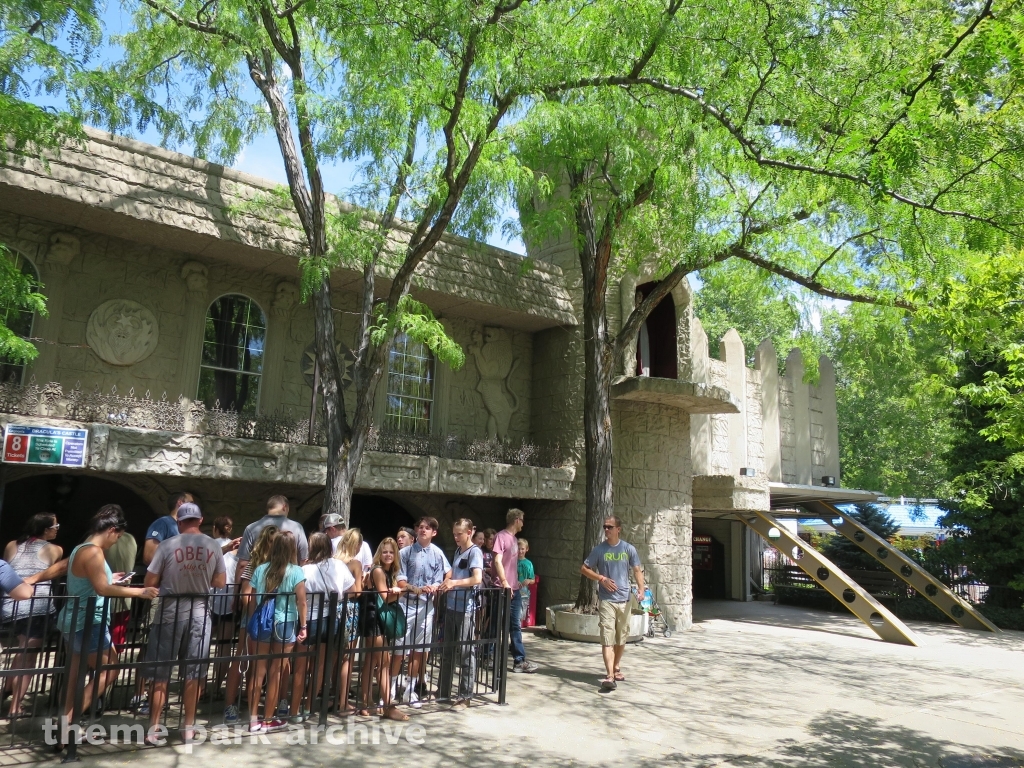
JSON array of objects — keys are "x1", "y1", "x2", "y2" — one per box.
[{"x1": 573, "y1": 190, "x2": 616, "y2": 614}]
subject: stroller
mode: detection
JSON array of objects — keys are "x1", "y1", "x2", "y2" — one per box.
[{"x1": 637, "y1": 585, "x2": 673, "y2": 638}]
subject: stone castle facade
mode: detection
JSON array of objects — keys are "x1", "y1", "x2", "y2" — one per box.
[{"x1": 0, "y1": 129, "x2": 866, "y2": 629}]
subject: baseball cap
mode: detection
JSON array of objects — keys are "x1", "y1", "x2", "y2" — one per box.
[
  {"x1": 321, "y1": 513, "x2": 344, "y2": 530},
  {"x1": 177, "y1": 502, "x2": 202, "y2": 521}
]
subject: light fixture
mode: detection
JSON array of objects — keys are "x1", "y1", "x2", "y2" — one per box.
[
  {"x1": 821, "y1": 475, "x2": 836, "y2": 487},
  {"x1": 739, "y1": 467, "x2": 757, "y2": 477}
]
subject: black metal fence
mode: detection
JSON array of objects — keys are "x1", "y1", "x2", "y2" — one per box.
[{"x1": 0, "y1": 584, "x2": 511, "y2": 760}]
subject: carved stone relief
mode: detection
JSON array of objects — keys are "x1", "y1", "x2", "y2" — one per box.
[
  {"x1": 468, "y1": 327, "x2": 520, "y2": 441},
  {"x1": 86, "y1": 299, "x2": 159, "y2": 366},
  {"x1": 272, "y1": 282, "x2": 299, "y2": 318},
  {"x1": 302, "y1": 340, "x2": 355, "y2": 390},
  {"x1": 181, "y1": 261, "x2": 209, "y2": 298},
  {"x1": 46, "y1": 232, "x2": 80, "y2": 274}
]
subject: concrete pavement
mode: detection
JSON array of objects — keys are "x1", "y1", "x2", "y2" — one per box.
[{"x1": 23, "y1": 600, "x2": 1024, "y2": 768}]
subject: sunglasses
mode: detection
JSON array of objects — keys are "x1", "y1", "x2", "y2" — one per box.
[{"x1": 603, "y1": 524, "x2": 618, "y2": 530}]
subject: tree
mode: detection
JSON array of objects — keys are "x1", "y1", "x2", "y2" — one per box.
[
  {"x1": 106, "y1": 0, "x2": 608, "y2": 521},
  {"x1": 823, "y1": 304, "x2": 953, "y2": 498},
  {"x1": 518, "y1": 0, "x2": 1024, "y2": 611},
  {"x1": 0, "y1": 0, "x2": 105, "y2": 368},
  {"x1": 927, "y1": 251, "x2": 1024, "y2": 601},
  {"x1": 692, "y1": 260, "x2": 824, "y2": 367},
  {"x1": 820, "y1": 503, "x2": 900, "y2": 572}
]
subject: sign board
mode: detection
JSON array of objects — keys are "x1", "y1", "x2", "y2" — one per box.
[{"x1": 3, "y1": 425, "x2": 88, "y2": 467}]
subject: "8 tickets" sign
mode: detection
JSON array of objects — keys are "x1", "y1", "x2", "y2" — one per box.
[{"x1": 3, "y1": 425, "x2": 88, "y2": 467}]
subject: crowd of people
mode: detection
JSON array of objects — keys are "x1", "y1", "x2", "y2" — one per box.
[{"x1": 0, "y1": 495, "x2": 548, "y2": 742}]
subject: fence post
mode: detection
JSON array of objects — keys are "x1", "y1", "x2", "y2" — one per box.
[
  {"x1": 317, "y1": 592, "x2": 338, "y2": 724},
  {"x1": 497, "y1": 588, "x2": 510, "y2": 705}
]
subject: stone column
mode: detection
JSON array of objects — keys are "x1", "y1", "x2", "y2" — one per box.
[
  {"x1": 259, "y1": 281, "x2": 298, "y2": 414},
  {"x1": 785, "y1": 348, "x2": 813, "y2": 485},
  {"x1": 720, "y1": 328, "x2": 747, "y2": 474},
  {"x1": 756, "y1": 339, "x2": 782, "y2": 482},
  {"x1": 178, "y1": 261, "x2": 209, "y2": 401},
  {"x1": 26, "y1": 233, "x2": 80, "y2": 384},
  {"x1": 690, "y1": 318, "x2": 711, "y2": 476},
  {"x1": 818, "y1": 354, "x2": 841, "y2": 483}
]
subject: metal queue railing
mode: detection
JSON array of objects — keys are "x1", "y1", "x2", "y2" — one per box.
[{"x1": 0, "y1": 583, "x2": 511, "y2": 760}]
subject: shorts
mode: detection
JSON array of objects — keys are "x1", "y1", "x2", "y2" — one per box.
[
  {"x1": 301, "y1": 617, "x2": 338, "y2": 645},
  {"x1": 12, "y1": 614, "x2": 51, "y2": 640},
  {"x1": 342, "y1": 601, "x2": 360, "y2": 646},
  {"x1": 249, "y1": 620, "x2": 296, "y2": 645},
  {"x1": 400, "y1": 595, "x2": 434, "y2": 651},
  {"x1": 63, "y1": 623, "x2": 112, "y2": 654},
  {"x1": 144, "y1": 619, "x2": 212, "y2": 681},
  {"x1": 598, "y1": 600, "x2": 630, "y2": 646}
]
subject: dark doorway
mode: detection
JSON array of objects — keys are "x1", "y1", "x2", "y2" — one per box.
[
  {"x1": 0, "y1": 473, "x2": 156, "y2": 562},
  {"x1": 302, "y1": 494, "x2": 415, "y2": 555},
  {"x1": 635, "y1": 282, "x2": 677, "y2": 379},
  {"x1": 692, "y1": 534, "x2": 727, "y2": 599}
]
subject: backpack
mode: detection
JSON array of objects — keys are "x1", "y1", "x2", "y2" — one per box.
[{"x1": 247, "y1": 573, "x2": 279, "y2": 638}]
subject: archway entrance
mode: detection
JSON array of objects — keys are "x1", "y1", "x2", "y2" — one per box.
[
  {"x1": 0, "y1": 473, "x2": 155, "y2": 557},
  {"x1": 635, "y1": 282, "x2": 677, "y2": 379},
  {"x1": 302, "y1": 494, "x2": 415, "y2": 554}
]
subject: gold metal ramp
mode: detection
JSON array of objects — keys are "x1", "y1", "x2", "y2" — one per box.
[
  {"x1": 742, "y1": 509, "x2": 918, "y2": 646},
  {"x1": 807, "y1": 500, "x2": 999, "y2": 633}
]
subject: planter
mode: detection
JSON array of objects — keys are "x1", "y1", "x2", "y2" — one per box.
[{"x1": 545, "y1": 603, "x2": 648, "y2": 643}]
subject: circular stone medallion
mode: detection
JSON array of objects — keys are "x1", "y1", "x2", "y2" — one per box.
[{"x1": 86, "y1": 299, "x2": 159, "y2": 366}]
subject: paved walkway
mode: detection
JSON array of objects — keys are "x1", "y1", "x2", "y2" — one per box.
[{"x1": 31, "y1": 601, "x2": 1024, "y2": 767}]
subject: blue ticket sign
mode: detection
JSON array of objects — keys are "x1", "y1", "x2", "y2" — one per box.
[{"x1": 3, "y1": 425, "x2": 88, "y2": 467}]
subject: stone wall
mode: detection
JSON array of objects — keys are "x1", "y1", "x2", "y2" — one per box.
[
  {"x1": 612, "y1": 400, "x2": 693, "y2": 628},
  {"x1": 0, "y1": 211, "x2": 536, "y2": 447}
]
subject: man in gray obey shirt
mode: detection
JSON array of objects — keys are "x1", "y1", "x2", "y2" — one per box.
[{"x1": 581, "y1": 515, "x2": 645, "y2": 692}]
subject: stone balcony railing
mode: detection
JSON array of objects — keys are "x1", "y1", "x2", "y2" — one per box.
[{"x1": 0, "y1": 378, "x2": 570, "y2": 469}]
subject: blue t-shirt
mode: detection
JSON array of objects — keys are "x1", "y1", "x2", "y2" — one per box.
[
  {"x1": 146, "y1": 515, "x2": 179, "y2": 544},
  {"x1": 584, "y1": 540, "x2": 641, "y2": 603},
  {"x1": 398, "y1": 542, "x2": 451, "y2": 589},
  {"x1": 446, "y1": 545, "x2": 483, "y2": 612},
  {"x1": 0, "y1": 560, "x2": 24, "y2": 599}
]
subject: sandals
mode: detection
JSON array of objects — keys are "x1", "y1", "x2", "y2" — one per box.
[
  {"x1": 600, "y1": 677, "x2": 617, "y2": 691},
  {"x1": 613, "y1": 671, "x2": 626, "y2": 682}
]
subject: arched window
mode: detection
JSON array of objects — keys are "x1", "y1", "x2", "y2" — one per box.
[
  {"x1": 635, "y1": 282, "x2": 677, "y2": 379},
  {"x1": 0, "y1": 251, "x2": 39, "y2": 385},
  {"x1": 383, "y1": 332, "x2": 434, "y2": 435},
  {"x1": 197, "y1": 294, "x2": 265, "y2": 414}
]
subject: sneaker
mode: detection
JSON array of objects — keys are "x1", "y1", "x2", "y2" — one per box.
[
  {"x1": 128, "y1": 695, "x2": 146, "y2": 711},
  {"x1": 449, "y1": 698, "x2": 470, "y2": 711},
  {"x1": 513, "y1": 660, "x2": 539, "y2": 673},
  {"x1": 136, "y1": 701, "x2": 151, "y2": 716},
  {"x1": 248, "y1": 720, "x2": 263, "y2": 733},
  {"x1": 408, "y1": 692, "x2": 421, "y2": 710},
  {"x1": 289, "y1": 710, "x2": 309, "y2": 725},
  {"x1": 275, "y1": 699, "x2": 289, "y2": 718},
  {"x1": 264, "y1": 718, "x2": 287, "y2": 732},
  {"x1": 224, "y1": 705, "x2": 239, "y2": 724}
]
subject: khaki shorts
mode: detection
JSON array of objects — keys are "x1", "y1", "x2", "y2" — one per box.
[{"x1": 598, "y1": 600, "x2": 630, "y2": 646}]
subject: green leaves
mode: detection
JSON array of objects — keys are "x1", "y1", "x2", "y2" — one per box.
[
  {"x1": 0, "y1": 245, "x2": 46, "y2": 364},
  {"x1": 369, "y1": 295, "x2": 464, "y2": 371}
]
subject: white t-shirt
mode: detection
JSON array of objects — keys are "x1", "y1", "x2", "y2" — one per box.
[
  {"x1": 302, "y1": 559, "x2": 355, "y2": 620},
  {"x1": 358, "y1": 541, "x2": 373, "y2": 572},
  {"x1": 330, "y1": 537, "x2": 373, "y2": 573}
]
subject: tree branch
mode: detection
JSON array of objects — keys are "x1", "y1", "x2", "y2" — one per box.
[
  {"x1": 544, "y1": 74, "x2": 1016, "y2": 233},
  {"x1": 736, "y1": 250, "x2": 916, "y2": 310},
  {"x1": 138, "y1": 0, "x2": 247, "y2": 47},
  {"x1": 869, "y1": 0, "x2": 994, "y2": 151}
]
